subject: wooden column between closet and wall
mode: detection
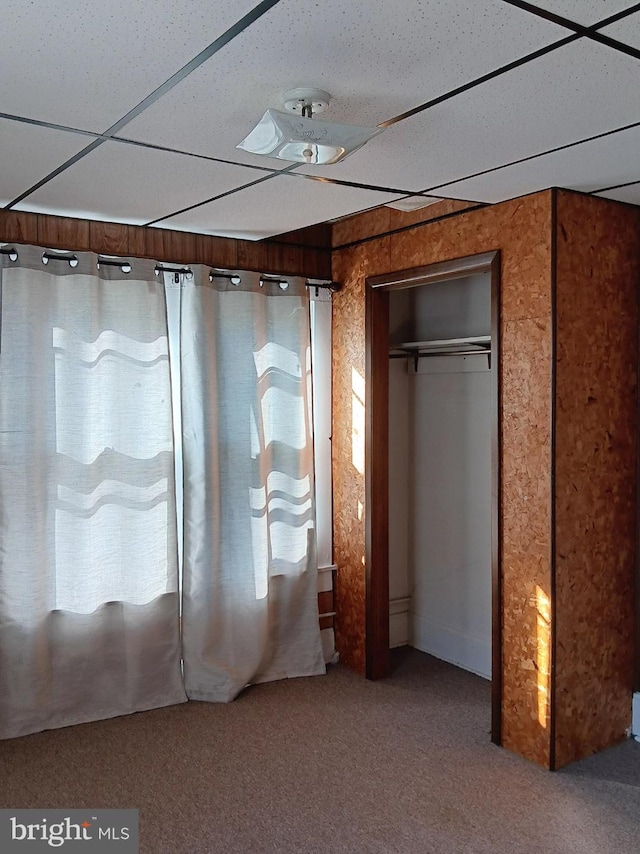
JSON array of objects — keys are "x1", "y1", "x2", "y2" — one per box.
[{"x1": 330, "y1": 189, "x2": 639, "y2": 770}]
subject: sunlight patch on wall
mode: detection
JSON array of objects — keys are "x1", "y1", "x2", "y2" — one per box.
[
  {"x1": 351, "y1": 367, "x2": 365, "y2": 475},
  {"x1": 536, "y1": 584, "x2": 551, "y2": 729}
]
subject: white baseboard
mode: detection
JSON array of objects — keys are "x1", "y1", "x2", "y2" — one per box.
[
  {"x1": 411, "y1": 611, "x2": 491, "y2": 679},
  {"x1": 632, "y1": 693, "x2": 640, "y2": 742},
  {"x1": 389, "y1": 597, "x2": 410, "y2": 648}
]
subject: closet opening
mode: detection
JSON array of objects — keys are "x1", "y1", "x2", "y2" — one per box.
[{"x1": 365, "y1": 251, "x2": 501, "y2": 744}]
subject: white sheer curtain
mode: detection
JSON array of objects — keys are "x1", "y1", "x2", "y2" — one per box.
[
  {"x1": 180, "y1": 269, "x2": 325, "y2": 701},
  {"x1": 0, "y1": 246, "x2": 186, "y2": 740}
]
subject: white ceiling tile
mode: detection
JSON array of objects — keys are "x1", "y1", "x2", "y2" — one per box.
[
  {"x1": 600, "y1": 10, "x2": 640, "y2": 49},
  {"x1": 15, "y1": 141, "x2": 263, "y2": 225},
  {"x1": 0, "y1": 119, "x2": 89, "y2": 206},
  {"x1": 124, "y1": 0, "x2": 565, "y2": 168},
  {"x1": 3, "y1": 0, "x2": 639, "y2": 234},
  {"x1": 596, "y1": 182, "x2": 640, "y2": 205},
  {"x1": 524, "y1": 1, "x2": 632, "y2": 26},
  {"x1": 428, "y1": 123, "x2": 640, "y2": 202},
  {"x1": 155, "y1": 174, "x2": 403, "y2": 239},
  {"x1": 0, "y1": 1, "x2": 262, "y2": 130},
  {"x1": 296, "y1": 39, "x2": 640, "y2": 193}
]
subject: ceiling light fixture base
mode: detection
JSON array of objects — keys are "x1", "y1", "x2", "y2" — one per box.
[
  {"x1": 282, "y1": 88, "x2": 331, "y2": 116},
  {"x1": 237, "y1": 87, "x2": 382, "y2": 165}
]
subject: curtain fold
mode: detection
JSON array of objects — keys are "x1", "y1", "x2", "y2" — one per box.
[
  {"x1": 0, "y1": 247, "x2": 186, "y2": 739},
  {"x1": 0, "y1": 247, "x2": 325, "y2": 738},
  {"x1": 180, "y1": 269, "x2": 325, "y2": 701}
]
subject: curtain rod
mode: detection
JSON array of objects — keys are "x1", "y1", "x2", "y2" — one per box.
[
  {"x1": 306, "y1": 278, "x2": 341, "y2": 293},
  {"x1": 42, "y1": 251, "x2": 79, "y2": 267},
  {"x1": 1, "y1": 250, "x2": 341, "y2": 292},
  {"x1": 97, "y1": 257, "x2": 132, "y2": 273},
  {"x1": 155, "y1": 264, "x2": 194, "y2": 280},
  {"x1": 209, "y1": 271, "x2": 341, "y2": 292}
]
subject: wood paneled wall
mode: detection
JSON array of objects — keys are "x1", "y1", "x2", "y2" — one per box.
[
  {"x1": 331, "y1": 199, "x2": 480, "y2": 248},
  {"x1": 553, "y1": 191, "x2": 640, "y2": 767},
  {"x1": 331, "y1": 189, "x2": 639, "y2": 769},
  {"x1": 0, "y1": 211, "x2": 332, "y2": 278}
]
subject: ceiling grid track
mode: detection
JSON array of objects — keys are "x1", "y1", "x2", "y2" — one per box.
[
  {"x1": 417, "y1": 119, "x2": 640, "y2": 197},
  {"x1": 3, "y1": 0, "x2": 286, "y2": 210},
  {"x1": 593, "y1": 178, "x2": 640, "y2": 194},
  {"x1": 502, "y1": 0, "x2": 640, "y2": 58},
  {"x1": 149, "y1": 0, "x2": 640, "y2": 224},
  {"x1": 2, "y1": 0, "x2": 640, "y2": 225},
  {"x1": 145, "y1": 164, "x2": 300, "y2": 226},
  {"x1": 381, "y1": 2, "x2": 640, "y2": 128}
]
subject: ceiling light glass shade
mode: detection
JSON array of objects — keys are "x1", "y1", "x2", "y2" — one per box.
[{"x1": 237, "y1": 109, "x2": 382, "y2": 165}]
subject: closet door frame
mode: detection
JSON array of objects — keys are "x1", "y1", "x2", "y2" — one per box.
[{"x1": 365, "y1": 250, "x2": 502, "y2": 745}]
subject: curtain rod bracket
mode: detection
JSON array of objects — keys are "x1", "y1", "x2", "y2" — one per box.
[{"x1": 306, "y1": 278, "x2": 341, "y2": 293}]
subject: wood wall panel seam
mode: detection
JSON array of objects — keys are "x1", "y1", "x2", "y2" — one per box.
[
  {"x1": 38, "y1": 215, "x2": 90, "y2": 252},
  {"x1": 0, "y1": 211, "x2": 39, "y2": 244},
  {"x1": 490, "y1": 251, "x2": 503, "y2": 747},
  {"x1": 549, "y1": 187, "x2": 558, "y2": 773},
  {"x1": 88, "y1": 221, "x2": 128, "y2": 255},
  {"x1": 636, "y1": 275, "x2": 640, "y2": 694}
]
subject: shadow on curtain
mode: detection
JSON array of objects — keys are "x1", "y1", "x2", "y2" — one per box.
[
  {"x1": 0, "y1": 247, "x2": 186, "y2": 740},
  {"x1": 180, "y1": 269, "x2": 325, "y2": 701}
]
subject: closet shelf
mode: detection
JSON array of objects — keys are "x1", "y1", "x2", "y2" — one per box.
[{"x1": 389, "y1": 335, "x2": 491, "y2": 357}]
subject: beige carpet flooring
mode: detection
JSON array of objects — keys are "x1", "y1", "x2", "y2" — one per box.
[{"x1": 1, "y1": 648, "x2": 639, "y2": 853}]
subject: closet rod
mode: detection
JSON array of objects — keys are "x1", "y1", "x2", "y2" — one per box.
[{"x1": 389, "y1": 349, "x2": 491, "y2": 359}]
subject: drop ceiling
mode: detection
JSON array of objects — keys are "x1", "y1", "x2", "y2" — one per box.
[{"x1": 1, "y1": 0, "x2": 639, "y2": 241}]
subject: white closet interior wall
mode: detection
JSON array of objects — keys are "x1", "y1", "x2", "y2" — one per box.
[{"x1": 388, "y1": 272, "x2": 492, "y2": 678}]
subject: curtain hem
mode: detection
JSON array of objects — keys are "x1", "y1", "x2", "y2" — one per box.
[
  {"x1": 1, "y1": 690, "x2": 188, "y2": 742},
  {"x1": 185, "y1": 664, "x2": 327, "y2": 703}
]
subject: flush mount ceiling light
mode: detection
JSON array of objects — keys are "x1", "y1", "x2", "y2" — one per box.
[{"x1": 237, "y1": 88, "x2": 382, "y2": 165}]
